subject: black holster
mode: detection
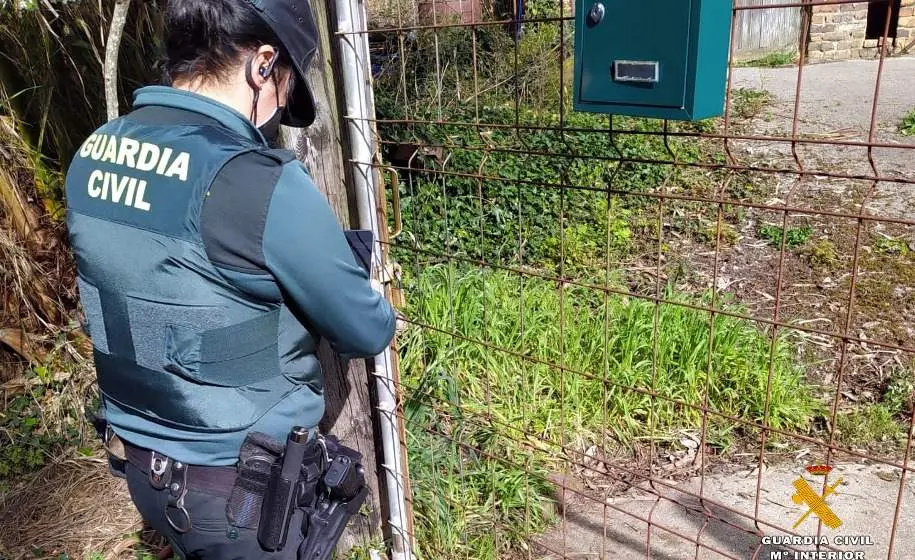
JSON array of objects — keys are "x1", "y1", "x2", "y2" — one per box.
[
  {"x1": 296, "y1": 436, "x2": 369, "y2": 560},
  {"x1": 226, "y1": 432, "x2": 285, "y2": 530},
  {"x1": 227, "y1": 430, "x2": 368, "y2": 559}
]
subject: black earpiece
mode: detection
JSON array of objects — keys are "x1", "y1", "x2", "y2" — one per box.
[{"x1": 259, "y1": 49, "x2": 279, "y2": 80}]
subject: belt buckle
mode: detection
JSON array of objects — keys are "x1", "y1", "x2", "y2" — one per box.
[{"x1": 149, "y1": 451, "x2": 171, "y2": 490}]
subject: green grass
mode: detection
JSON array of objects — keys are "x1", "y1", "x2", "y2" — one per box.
[
  {"x1": 835, "y1": 405, "x2": 907, "y2": 448},
  {"x1": 881, "y1": 368, "x2": 914, "y2": 419},
  {"x1": 734, "y1": 51, "x2": 798, "y2": 68},
  {"x1": 731, "y1": 88, "x2": 774, "y2": 120},
  {"x1": 399, "y1": 265, "x2": 819, "y2": 559},
  {"x1": 758, "y1": 224, "x2": 813, "y2": 249},
  {"x1": 900, "y1": 108, "x2": 915, "y2": 136}
]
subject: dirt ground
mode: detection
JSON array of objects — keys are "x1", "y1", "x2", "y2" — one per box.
[
  {"x1": 652, "y1": 56, "x2": 915, "y2": 391},
  {"x1": 536, "y1": 461, "x2": 915, "y2": 560},
  {"x1": 538, "y1": 57, "x2": 915, "y2": 560}
]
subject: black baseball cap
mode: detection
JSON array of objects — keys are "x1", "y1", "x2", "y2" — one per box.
[{"x1": 247, "y1": 0, "x2": 318, "y2": 127}]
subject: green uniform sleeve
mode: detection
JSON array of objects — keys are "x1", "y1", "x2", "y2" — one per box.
[{"x1": 262, "y1": 162, "x2": 395, "y2": 358}]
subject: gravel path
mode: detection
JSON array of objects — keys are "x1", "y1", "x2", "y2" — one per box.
[
  {"x1": 732, "y1": 56, "x2": 915, "y2": 140},
  {"x1": 731, "y1": 57, "x2": 915, "y2": 222}
]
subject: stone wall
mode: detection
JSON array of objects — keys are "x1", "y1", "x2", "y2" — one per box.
[{"x1": 808, "y1": 0, "x2": 915, "y2": 62}]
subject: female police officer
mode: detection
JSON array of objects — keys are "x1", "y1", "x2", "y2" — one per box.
[{"x1": 64, "y1": 0, "x2": 395, "y2": 557}]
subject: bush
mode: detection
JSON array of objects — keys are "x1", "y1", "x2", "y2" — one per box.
[
  {"x1": 882, "y1": 369, "x2": 915, "y2": 417},
  {"x1": 372, "y1": 0, "x2": 571, "y2": 117},
  {"x1": 382, "y1": 105, "x2": 724, "y2": 276},
  {"x1": 0, "y1": 363, "x2": 91, "y2": 491},
  {"x1": 0, "y1": 2, "x2": 164, "y2": 174}
]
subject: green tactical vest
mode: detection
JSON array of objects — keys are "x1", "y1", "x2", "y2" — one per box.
[{"x1": 66, "y1": 110, "x2": 300, "y2": 434}]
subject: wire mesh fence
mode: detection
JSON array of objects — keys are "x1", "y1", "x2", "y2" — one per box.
[{"x1": 340, "y1": 0, "x2": 915, "y2": 558}]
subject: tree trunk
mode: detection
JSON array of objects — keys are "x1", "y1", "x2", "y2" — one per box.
[
  {"x1": 279, "y1": 0, "x2": 381, "y2": 553},
  {"x1": 104, "y1": 0, "x2": 131, "y2": 121}
]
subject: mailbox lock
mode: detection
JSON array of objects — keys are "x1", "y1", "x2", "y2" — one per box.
[{"x1": 587, "y1": 2, "x2": 605, "y2": 26}]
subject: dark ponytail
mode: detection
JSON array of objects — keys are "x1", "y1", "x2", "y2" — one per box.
[{"x1": 163, "y1": 0, "x2": 292, "y2": 85}]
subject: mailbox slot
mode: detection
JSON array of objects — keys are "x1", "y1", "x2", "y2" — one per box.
[{"x1": 613, "y1": 61, "x2": 660, "y2": 84}]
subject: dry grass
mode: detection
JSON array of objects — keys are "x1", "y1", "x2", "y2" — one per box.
[
  {"x1": 0, "y1": 202, "x2": 75, "y2": 382},
  {"x1": 0, "y1": 30, "x2": 112, "y2": 556},
  {"x1": 0, "y1": 225, "x2": 71, "y2": 330},
  {"x1": 0, "y1": 107, "x2": 78, "y2": 383},
  {"x1": 0, "y1": 454, "x2": 146, "y2": 560},
  {"x1": 0, "y1": 0, "x2": 163, "y2": 383}
]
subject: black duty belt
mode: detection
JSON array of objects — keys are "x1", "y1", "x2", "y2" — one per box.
[
  {"x1": 106, "y1": 427, "x2": 366, "y2": 559},
  {"x1": 124, "y1": 440, "x2": 238, "y2": 499}
]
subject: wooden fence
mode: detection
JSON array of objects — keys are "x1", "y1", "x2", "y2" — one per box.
[{"x1": 733, "y1": 0, "x2": 804, "y2": 55}]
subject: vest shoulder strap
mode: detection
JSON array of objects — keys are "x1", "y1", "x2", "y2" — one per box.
[{"x1": 257, "y1": 147, "x2": 298, "y2": 165}]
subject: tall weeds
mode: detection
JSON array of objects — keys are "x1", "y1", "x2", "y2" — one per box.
[
  {"x1": 0, "y1": 0, "x2": 165, "y2": 168},
  {"x1": 398, "y1": 265, "x2": 820, "y2": 559},
  {"x1": 0, "y1": 1, "x2": 164, "y2": 378}
]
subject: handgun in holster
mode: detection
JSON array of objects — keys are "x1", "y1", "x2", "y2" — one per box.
[{"x1": 258, "y1": 427, "x2": 312, "y2": 550}]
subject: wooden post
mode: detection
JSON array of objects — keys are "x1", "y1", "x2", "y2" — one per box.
[{"x1": 280, "y1": 0, "x2": 381, "y2": 553}]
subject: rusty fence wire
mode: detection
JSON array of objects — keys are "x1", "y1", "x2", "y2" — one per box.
[{"x1": 340, "y1": 0, "x2": 915, "y2": 558}]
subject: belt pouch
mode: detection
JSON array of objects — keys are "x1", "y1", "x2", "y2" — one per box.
[{"x1": 226, "y1": 432, "x2": 284, "y2": 529}]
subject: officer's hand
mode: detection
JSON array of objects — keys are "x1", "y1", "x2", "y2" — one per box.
[{"x1": 395, "y1": 311, "x2": 409, "y2": 337}]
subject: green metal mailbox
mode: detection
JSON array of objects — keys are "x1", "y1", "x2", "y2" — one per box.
[{"x1": 573, "y1": 0, "x2": 733, "y2": 121}]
